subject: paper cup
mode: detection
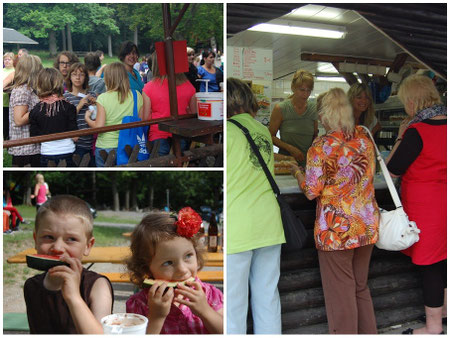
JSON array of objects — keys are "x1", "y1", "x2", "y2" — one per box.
[{"x1": 101, "y1": 313, "x2": 148, "y2": 335}]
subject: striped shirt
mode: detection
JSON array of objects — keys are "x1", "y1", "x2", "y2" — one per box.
[{"x1": 63, "y1": 91, "x2": 96, "y2": 150}]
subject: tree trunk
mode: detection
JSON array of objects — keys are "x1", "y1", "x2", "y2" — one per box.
[
  {"x1": 61, "y1": 28, "x2": 66, "y2": 51},
  {"x1": 112, "y1": 173, "x2": 120, "y2": 211},
  {"x1": 148, "y1": 186, "x2": 154, "y2": 210},
  {"x1": 108, "y1": 35, "x2": 113, "y2": 57},
  {"x1": 134, "y1": 28, "x2": 138, "y2": 46},
  {"x1": 89, "y1": 41, "x2": 92, "y2": 52},
  {"x1": 49, "y1": 31, "x2": 57, "y2": 56},
  {"x1": 92, "y1": 172, "x2": 97, "y2": 207},
  {"x1": 67, "y1": 24, "x2": 73, "y2": 52},
  {"x1": 125, "y1": 190, "x2": 130, "y2": 210},
  {"x1": 131, "y1": 180, "x2": 137, "y2": 211}
]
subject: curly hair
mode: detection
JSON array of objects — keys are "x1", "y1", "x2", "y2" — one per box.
[
  {"x1": 398, "y1": 74, "x2": 442, "y2": 114},
  {"x1": 125, "y1": 212, "x2": 205, "y2": 287},
  {"x1": 319, "y1": 88, "x2": 355, "y2": 135}
]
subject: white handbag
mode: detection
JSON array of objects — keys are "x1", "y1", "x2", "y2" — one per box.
[{"x1": 361, "y1": 126, "x2": 420, "y2": 251}]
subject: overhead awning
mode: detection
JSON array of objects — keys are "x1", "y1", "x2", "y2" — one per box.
[
  {"x1": 227, "y1": 3, "x2": 447, "y2": 80},
  {"x1": 3, "y1": 28, "x2": 38, "y2": 45}
]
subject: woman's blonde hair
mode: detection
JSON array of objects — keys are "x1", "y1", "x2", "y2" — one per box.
[
  {"x1": 3, "y1": 52, "x2": 14, "y2": 61},
  {"x1": 35, "y1": 173, "x2": 45, "y2": 184},
  {"x1": 319, "y1": 88, "x2": 355, "y2": 134},
  {"x1": 103, "y1": 62, "x2": 130, "y2": 104},
  {"x1": 398, "y1": 74, "x2": 442, "y2": 114},
  {"x1": 290, "y1": 69, "x2": 314, "y2": 95},
  {"x1": 36, "y1": 68, "x2": 64, "y2": 98},
  {"x1": 347, "y1": 83, "x2": 376, "y2": 128},
  {"x1": 151, "y1": 52, "x2": 187, "y2": 86},
  {"x1": 13, "y1": 54, "x2": 43, "y2": 89}
]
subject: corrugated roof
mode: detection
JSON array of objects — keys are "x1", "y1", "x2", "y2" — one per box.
[
  {"x1": 3, "y1": 28, "x2": 38, "y2": 45},
  {"x1": 227, "y1": 3, "x2": 447, "y2": 79}
]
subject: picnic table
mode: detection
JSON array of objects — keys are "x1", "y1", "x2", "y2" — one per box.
[{"x1": 7, "y1": 246, "x2": 223, "y2": 267}]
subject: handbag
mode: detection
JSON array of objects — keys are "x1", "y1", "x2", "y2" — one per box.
[
  {"x1": 117, "y1": 90, "x2": 150, "y2": 165},
  {"x1": 361, "y1": 126, "x2": 420, "y2": 251},
  {"x1": 228, "y1": 118, "x2": 308, "y2": 252}
]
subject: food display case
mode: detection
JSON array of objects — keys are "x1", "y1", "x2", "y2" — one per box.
[{"x1": 374, "y1": 96, "x2": 407, "y2": 150}]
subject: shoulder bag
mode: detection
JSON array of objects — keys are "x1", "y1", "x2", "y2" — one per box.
[
  {"x1": 228, "y1": 118, "x2": 308, "y2": 252},
  {"x1": 361, "y1": 126, "x2": 420, "y2": 251},
  {"x1": 117, "y1": 90, "x2": 150, "y2": 165}
]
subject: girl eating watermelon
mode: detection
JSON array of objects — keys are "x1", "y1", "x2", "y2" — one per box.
[{"x1": 125, "y1": 208, "x2": 223, "y2": 334}]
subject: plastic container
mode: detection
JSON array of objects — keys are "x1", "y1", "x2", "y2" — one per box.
[
  {"x1": 195, "y1": 79, "x2": 223, "y2": 121},
  {"x1": 101, "y1": 313, "x2": 148, "y2": 334}
]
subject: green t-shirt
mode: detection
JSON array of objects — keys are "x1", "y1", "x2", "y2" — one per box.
[
  {"x1": 3, "y1": 67, "x2": 15, "y2": 107},
  {"x1": 95, "y1": 90, "x2": 143, "y2": 149},
  {"x1": 278, "y1": 99, "x2": 317, "y2": 164},
  {"x1": 227, "y1": 113, "x2": 285, "y2": 255}
]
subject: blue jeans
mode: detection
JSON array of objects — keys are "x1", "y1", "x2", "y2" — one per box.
[
  {"x1": 95, "y1": 147, "x2": 115, "y2": 167},
  {"x1": 74, "y1": 146, "x2": 95, "y2": 167},
  {"x1": 40, "y1": 153, "x2": 75, "y2": 167},
  {"x1": 227, "y1": 244, "x2": 282, "y2": 334},
  {"x1": 151, "y1": 138, "x2": 191, "y2": 157}
]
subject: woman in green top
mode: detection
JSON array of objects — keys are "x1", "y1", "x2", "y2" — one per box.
[
  {"x1": 227, "y1": 78, "x2": 285, "y2": 334},
  {"x1": 269, "y1": 69, "x2": 318, "y2": 165},
  {"x1": 85, "y1": 62, "x2": 143, "y2": 167}
]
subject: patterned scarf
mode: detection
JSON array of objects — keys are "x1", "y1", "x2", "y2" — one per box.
[
  {"x1": 408, "y1": 104, "x2": 447, "y2": 127},
  {"x1": 39, "y1": 94, "x2": 65, "y2": 117}
]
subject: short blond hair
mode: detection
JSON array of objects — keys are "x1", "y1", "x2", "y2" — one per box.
[
  {"x1": 398, "y1": 74, "x2": 442, "y2": 114},
  {"x1": 103, "y1": 62, "x2": 130, "y2": 104},
  {"x1": 3, "y1": 52, "x2": 14, "y2": 60},
  {"x1": 319, "y1": 88, "x2": 354, "y2": 134},
  {"x1": 36, "y1": 68, "x2": 64, "y2": 98},
  {"x1": 35, "y1": 195, "x2": 94, "y2": 239},
  {"x1": 291, "y1": 69, "x2": 314, "y2": 93},
  {"x1": 13, "y1": 54, "x2": 43, "y2": 89}
]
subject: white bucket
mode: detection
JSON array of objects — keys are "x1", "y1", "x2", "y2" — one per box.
[
  {"x1": 196, "y1": 92, "x2": 223, "y2": 121},
  {"x1": 101, "y1": 313, "x2": 148, "y2": 335}
]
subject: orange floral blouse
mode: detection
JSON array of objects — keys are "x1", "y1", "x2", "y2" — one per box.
[{"x1": 301, "y1": 126, "x2": 380, "y2": 251}]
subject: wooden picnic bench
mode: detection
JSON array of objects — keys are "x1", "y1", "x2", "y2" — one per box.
[
  {"x1": 7, "y1": 247, "x2": 223, "y2": 267},
  {"x1": 102, "y1": 270, "x2": 223, "y2": 284}
]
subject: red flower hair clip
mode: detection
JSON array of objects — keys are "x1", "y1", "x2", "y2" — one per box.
[{"x1": 175, "y1": 207, "x2": 202, "y2": 238}]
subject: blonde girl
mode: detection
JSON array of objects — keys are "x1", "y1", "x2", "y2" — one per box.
[
  {"x1": 30, "y1": 173, "x2": 50, "y2": 211},
  {"x1": 125, "y1": 210, "x2": 223, "y2": 334},
  {"x1": 8, "y1": 55, "x2": 43, "y2": 166},
  {"x1": 85, "y1": 62, "x2": 143, "y2": 167}
]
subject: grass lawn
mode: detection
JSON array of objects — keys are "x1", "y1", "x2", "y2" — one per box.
[{"x1": 3, "y1": 204, "x2": 131, "y2": 286}]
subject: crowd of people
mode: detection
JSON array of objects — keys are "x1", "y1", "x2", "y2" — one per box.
[
  {"x1": 227, "y1": 72, "x2": 446, "y2": 334},
  {"x1": 3, "y1": 43, "x2": 224, "y2": 167}
]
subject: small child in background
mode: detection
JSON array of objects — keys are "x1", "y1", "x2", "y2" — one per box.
[
  {"x1": 30, "y1": 173, "x2": 50, "y2": 211},
  {"x1": 24, "y1": 195, "x2": 113, "y2": 333},
  {"x1": 125, "y1": 208, "x2": 223, "y2": 334},
  {"x1": 29, "y1": 68, "x2": 78, "y2": 167}
]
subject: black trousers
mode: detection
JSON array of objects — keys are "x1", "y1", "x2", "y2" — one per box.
[{"x1": 418, "y1": 259, "x2": 447, "y2": 308}]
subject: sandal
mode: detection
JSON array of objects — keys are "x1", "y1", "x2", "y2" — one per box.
[{"x1": 402, "y1": 328, "x2": 445, "y2": 335}]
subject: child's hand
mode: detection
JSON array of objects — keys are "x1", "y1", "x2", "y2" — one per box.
[
  {"x1": 174, "y1": 280, "x2": 210, "y2": 317},
  {"x1": 48, "y1": 255, "x2": 83, "y2": 304},
  {"x1": 147, "y1": 282, "x2": 174, "y2": 319}
]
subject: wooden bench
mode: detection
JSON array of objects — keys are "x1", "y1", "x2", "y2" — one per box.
[{"x1": 101, "y1": 270, "x2": 223, "y2": 283}]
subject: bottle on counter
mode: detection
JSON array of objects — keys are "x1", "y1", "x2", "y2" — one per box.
[{"x1": 208, "y1": 212, "x2": 218, "y2": 253}]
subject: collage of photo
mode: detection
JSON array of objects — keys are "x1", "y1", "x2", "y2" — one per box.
[{"x1": 2, "y1": 2, "x2": 447, "y2": 335}]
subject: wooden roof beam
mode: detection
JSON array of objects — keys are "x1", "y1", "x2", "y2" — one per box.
[{"x1": 331, "y1": 62, "x2": 358, "y2": 86}]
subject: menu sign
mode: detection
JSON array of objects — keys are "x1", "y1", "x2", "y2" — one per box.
[{"x1": 227, "y1": 46, "x2": 273, "y2": 80}]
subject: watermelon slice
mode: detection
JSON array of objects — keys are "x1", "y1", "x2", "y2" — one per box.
[
  {"x1": 142, "y1": 277, "x2": 195, "y2": 288},
  {"x1": 26, "y1": 254, "x2": 69, "y2": 271}
]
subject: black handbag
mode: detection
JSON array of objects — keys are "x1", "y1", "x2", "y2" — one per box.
[{"x1": 228, "y1": 119, "x2": 308, "y2": 252}]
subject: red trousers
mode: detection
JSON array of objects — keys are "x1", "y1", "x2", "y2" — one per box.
[
  {"x1": 3, "y1": 206, "x2": 23, "y2": 228},
  {"x1": 318, "y1": 244, "x2": 377, "y2": 334}
]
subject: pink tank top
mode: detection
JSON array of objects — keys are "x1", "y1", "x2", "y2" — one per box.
[{"x1": 36, "y1": 184, "x2": 47, "y2": 205}]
